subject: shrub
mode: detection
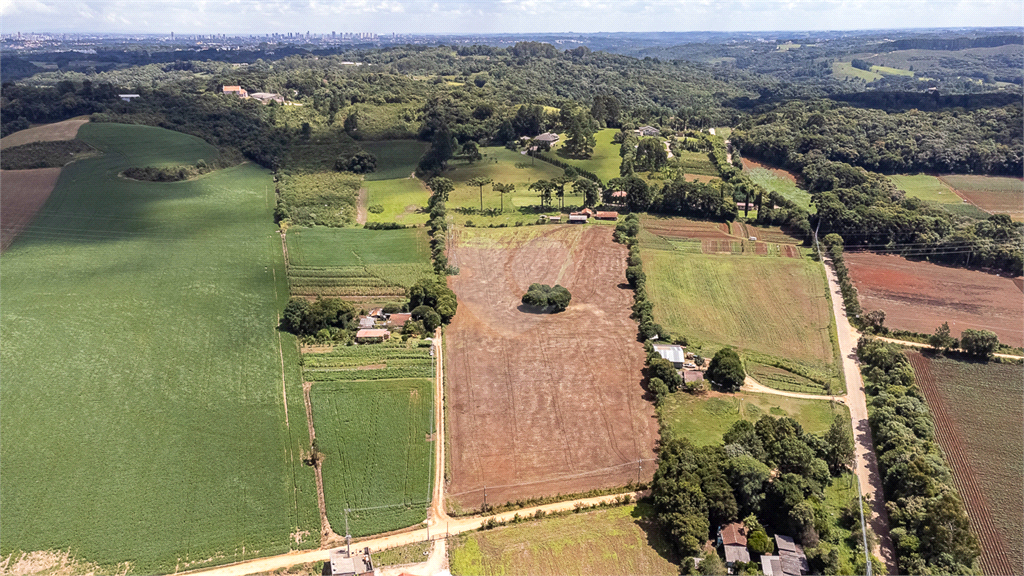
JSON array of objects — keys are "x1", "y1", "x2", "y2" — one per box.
[
  {"x1": 520, "y1": 283, "x2": 572, "y2": 313},
  {"x1": 706, "y1": 348, "x2": 745, "y2": 392}
]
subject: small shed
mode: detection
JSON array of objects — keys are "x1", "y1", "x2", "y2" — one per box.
[
  {"x1": 118, "y1": 93, "x2": 140, "y2": 102},
  {"x1": 358, "y1": 317, "x2": 375, "y2": 329},
  {"x1": 548, "y1": 215, "x2": 562, "y2": 222},
  {"x1": 635, "y1": 126, "x2": 660, "y2": 137},
  {"x1": 595, "y1": 211, "x2": 619, "y2": 220},
  {"x1": 609, "y1": 191, "x2": 627, "y2": 200},
  {"x1": 775, "y1": 534, "x2": 809, "y2": 575},
  {"x1": 717, "y1": 522, "x2": 750, "y2": 566},
  {"x1": 684, "y1": 370, "x2": 704, "y2": 383},
  {"x1": 368, "y1": 308, "x2": 385, "y2": 319},
  {"x1": 568, "y1": 214, "x2": 588, "y2": 224},
  {"x1": 652, "y1": 344, "x2": 686, "y2": 368},
  {"x1": 534, "y1": 132, "x2": 559, "y2": 144},
  {"x1": 249, "y1": 91, "x2": 285, "y2": 104},
  {"x1": 328, "y1": 546, "x2": 375, "y2": 576},
  {"x1": 355, "y1": 329, "x2": 390, "y2": 343}
]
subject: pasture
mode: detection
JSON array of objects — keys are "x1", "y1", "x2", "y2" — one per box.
[
  {"x1": 285, "y1": 227, "x2": 432, "y2": 299},
  {"x1": 0, "y1": 116, "x2": 88, "y2": 149},
  {"x1": 639, "y1": 223, "x2": 840, "y2": 384},
  {"x1": 844, "y1": 252, "x2": 1023, "y2": 347},
  {"x1": 278, "y1": 172, "x2": 360, "y2": 227},
  {"x1": 0, "y1": 167, "x2": 62, "y2": 252},
  {"x1": 364, "y1": 178, "x2": 430, "y2": 225},
  {"x1": 660, "y1": 391, "x2": 849, "y2": 447},
  {"x1": 443, "y1": 147, "x2": 565, "y2": 209},
  {"x1": 672, "y1": 149, "x2": 719, "y2": 177},
  {"x1": 445, "y1": 226, "x2": 658, "y2": 510},
  {"x1": 938, "y1": 175, "x2": 1024, "y2": 220},
  {"x1": 0, "y1": 123, "x2": 318, "y2": 573},
  {"x1": 906, "y1": 352, "x2": 1023, "y2": 574},
  {"x1": 745, "y1": 163, "x2": 813, "y2": 212},
  {"x1": 832, "y1": 61, "x2": 883, "y2": 82},
  {"x1": 542, "y1": 128, "x2": 623, "y2": 182},
  {"x1": 359, "y1": 140, "x2": 429, "y2": 181},
  {"x1": 889, "y1": 174, "x2": 965, "y2": 204},
  {"x1": 307, "y1": 341, "x2": 434, "y2": 538},
  {"x1": 448, "y1": 503, "x2": 678, "y2": 576}
]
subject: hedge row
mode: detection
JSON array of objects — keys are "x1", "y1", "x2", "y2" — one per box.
[{"x1": 822, "y1": 235, "x2": 863, "y2": 323}]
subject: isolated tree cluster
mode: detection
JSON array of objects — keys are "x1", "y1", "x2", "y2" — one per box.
[{"x1": 521, "y1": 283, "x2": 572, "y2": 312}]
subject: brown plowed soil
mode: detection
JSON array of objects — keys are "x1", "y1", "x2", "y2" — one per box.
[
  {"x1": 741, "y1": 157, "x2": 800, "y2": 184},
  {"x1": 845, "y1": 252, "x2": 1024, "y2": 347},
  {"x1": 0, "y1": 168, "x2": 62, "y2": 253},
  {"x1": 907, "y1": 352, "x2": 1019, "y2": 575},
  {"x1": 641, "y1": 215, "x2": 734, "y2": 240},
  {"x1": 0, "y1": 117, "x2": 88, "y2": 149},
  {"x1": 445, "y1": 226, "x2": 658, "y2": 510}
]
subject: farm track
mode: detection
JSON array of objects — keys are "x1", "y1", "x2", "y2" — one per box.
[
  {"x1": 907, "y1": 353, "x2": 1016, "y2": 576},
  {"x1": 874, "y1": 335, "x2": 1024, "y2": 360}
]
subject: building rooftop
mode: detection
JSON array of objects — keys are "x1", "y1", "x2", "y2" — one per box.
[
  {"x1": 720, "y1": 522, "x2": 747, "y2": 546},
  {"x1": 652, "y1": 343, "x2": 686, "y2": 365},
  {"x1": 356, "y1": 329, "x2": 390, "y2": 338}
]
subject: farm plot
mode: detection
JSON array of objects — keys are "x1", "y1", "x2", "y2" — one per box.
[
  {"x1": 889, "y1": 174, "x2": 965, "y2": 204},
  {"x1": 305, "y1": 340, "x2": 434, "y2": 537},
  {"x1": 445, "y1": 226, "x2": 658, "y2": 511},
  {"x1": 906, "y1": 352, "x2": 1024, "y2": 575},
  {"x1": 0, "y1": 167, "x2": 62, "y2": 252},
  {"x1": 359, "y1": 140, "x2": 429, "y2": 181},
  {"x1": 661, "y1": 391, "x2": 849, "y2": 447},
  {"x1": 448, "y1": 503, "x2": 679, "y2": 575},
  {"x1": 443, "y1": 147, "x2": 565, "y2": 210},
  {"x1": 939, "y1": 175, "x2": 1024, "y2": 220},
  {"x1": 744, "y1": 160, "x2": 812, "y2": 213},
  {"x1": 0, "y1": 116, "x2": 88, "y2": 149},
  {"x1": 673, "y1": 149, "x2": 719, "y2": 177},
  {"x1": 640, "y1": 233, "x2": 839, "y2": 384},
  {"x1": 285, "y1": 227, "x2": 432, "y2": 299},
  {"x1": 364, "y1": 178, "x2": 430, "y2": 225},
  {"x1": 309, "y1": 377, "x2": 433, "y2": 537},
  {"x1": 0, "y1": 123, "x2": 318, "y2": 573},
  {"x1": 641, "y1": 215, "x2": 802, "y2": 257},
  {"x1": 844, "y1": 252, "x2": 1023, "y2": 347}
]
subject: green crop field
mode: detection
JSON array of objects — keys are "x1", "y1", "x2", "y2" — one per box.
[
  {"x1": 360, "y1": 140, "x2": 429, "y2": 181},
  {"x1": 285, "y1": 227, "x2": 432, "y2": 298},
  {"x1": 889, "y1": 174, "x2": 964, "y2": 204},
  {"x1": 832, "y1": 61, "x2": 883, "y2": 82},
  {"x1": 0, "y1": 123, "x2": 319, "y2": 573},
  {"x1": 672, "y1": 149, "x2": 719, "y2": 177},
  {"x1": 309, "y1": 376, "x2": 434, "y2": 537},
  {"x1": 908, "y1": 353, "x2": 1024, "y2": 571},
  {"x1": 872, "y1": 64, "x2": 914, "y2": 76},
  {"x1": 661, "y1": 391, "x2": 849, "y2": 447},
  {"x1": 746, "y1": 167, "x2": 814, "y2": 212},
  {"x1": 543, "y1": 128, "x2": 623, "y2": 182},
  {"x1": 640, "y1": 236, "x2": 839, "y2": 379},
  {"x1": 365, "y1": 178, "x2": 430, "y2": 225},
  {"x1": 449, "y1": 503, "x2": 679, "y2": 575}
]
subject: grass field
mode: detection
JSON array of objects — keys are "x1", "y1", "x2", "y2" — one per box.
[
  {"x1": 542, "y1": 128, "x2": 623, "y2": 182},
  {"x1": 0, "y1": 123, "x2": 319, "y2": 573},
  {"x1": 448, "y1": 503, "x2": 678, "y2": 575},
  {"x1": 640, "y1": 234, "x2": 838, "y2": 377},
  {"x1": 308, "y1": 341, "x2": 434, "y2": 538},
  {"x1": 359, "y1": 140, "x2": 429, "y2": 181},
  {"x1": 279, "y1": 172, "x2": 360, "y2": 227},
  {"x1": 833, "y1": 61, "x2": 883, "y2": 82},
  {"x1": 285, "y1": 227, "x2": 432, "y2": 298},
  {"x1": 672, "y1": 149, "x2": 719, "y2": 177},
  {"x1": 889, "y1": 174, "x2": 963, "y2": 204},
  {"x1": 660, "y1": 391, "x2": 849, "y2": 447},
  {"x1": 364, "y1": 178, "x2": 430, "y2": 225},
  {"x1": 746, "y1": 167, "x2": 813, "y2": 212}
]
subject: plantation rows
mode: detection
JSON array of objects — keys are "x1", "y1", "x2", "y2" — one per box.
[
  {"x1": 307, "y1": 365, "x2": 433, "y2": 382},
  {"x1": 288, "y1": 264, "x2": 432, "y2": 297},
  {"x1": 304, "y1": 350, "x2": 432, "y2": 369},
  {"x1": 747, "y1": 363, "x2": 829, "y2": 395}
]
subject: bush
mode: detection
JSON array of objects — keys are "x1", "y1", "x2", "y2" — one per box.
[
  {"x1": 334, "y1": 150, "x2": 377, "y2": 173},
  {"x1": 960, "y1": 328, "x2": 999, "y2": 358}
]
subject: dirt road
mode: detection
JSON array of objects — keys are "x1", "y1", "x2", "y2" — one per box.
[
  {"x1": 823, "y1": 257, "x2": 897, "y2": 574},
  {"x1": 742, "y1": 376, "x2": 846, "y2": 402},
  {"x1": 874, "y1": 335, "x2": 1023, "y2": 360},
  {"x1": 356, "y1": 187, "x2": 368, "y2": 225}
]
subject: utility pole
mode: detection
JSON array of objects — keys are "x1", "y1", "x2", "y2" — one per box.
[{"x1": 636, "y1": 459, "x2": 642, "y2": 486}]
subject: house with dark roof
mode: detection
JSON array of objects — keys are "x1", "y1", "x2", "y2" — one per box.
[
  {"x1": 328, "y1": 546, "x2": 376, "y2": 576},
  {"x1": 717, "y1": 522, "x2": 750, "y2": 566},
  {"x1": 635, "y1": 126, "x2": 660, "y2": 137},
  {"x1": 534, "y1": 132, "x2": 559, "y2": 144}
]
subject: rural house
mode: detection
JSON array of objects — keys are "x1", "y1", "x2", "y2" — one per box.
[
  {"x1": 595, "y1": 211, "x2": 619, "y2": 220},
  {"x1": 534, "y1": 132, "x2": 560, "y2": 144},
  {"x1": 328, "y1": 546, "x2": 377, "y2": 576},
  {"x1": 221, "y1": 85, "x2": 249, "y2": 98},
  {"x1": 635, "y1": 126, "x2": 660, "y2": 137},
  {"x1": 118, "y1": 94, "x2": 140, "y2": 102},
  {"x1": 760, "y1": 534, "x2": 809, "y2": 576},
  {"x1": 652, "y1": 343, "x2": 686, "y2": 368},
  {"x1": 355, "y1": 329, "x2": 390, "y2": 343},
  {"x1": 716, "y1": 522, "x2": 750, "y2": 566},
  {"x1": 358, "y1": 317, "x2": 375, "y2": 329},
  {"x1": 368, "y1": 308, "x2": 386, "y2": 319},
  {"x1": 568, "y1": 214, "x2": 588, "y2": 224},
  {"x1": 386, "y1": 313, "x2": 412, "y2": 327}
]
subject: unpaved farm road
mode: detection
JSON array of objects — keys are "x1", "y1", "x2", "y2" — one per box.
[
  {"x1": 873, "y1": 335, "x2": 1024, "y2": 360},
  {"x1": 178, "y1": 491, "x2": 645, "y2": 576},
  {"x1": 823, "y1": 257, "x2": 897, "y2": 574},
  {"x1": 742, "y1": 376, "x2": 846, "y2": 402}
]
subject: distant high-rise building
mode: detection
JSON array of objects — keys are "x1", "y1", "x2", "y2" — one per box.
[{"x1": 170, "y1": 31, "x2": 174, "y2": 40}]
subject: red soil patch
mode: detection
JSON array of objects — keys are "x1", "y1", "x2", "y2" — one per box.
[
  {"x1": 445, "y1": 226, "x2": 658, "y2": 510},
  {"x1": 907, "y1": 352, "x2": 1022, "y2": 575},
  {"x1": 742, "y1": 157, "x2": 799, "y2": 184},
  {"x1": 642, "y1": 216, "x2": 735, "y2": 240},
  {"x1": 845, "y1": 252, "x2": 1023, "y2": 347},
  {"x1": 0, "y1": 168, "x2": 62, "y2": 253},
  {"x1": 682, "y1": 173, "x2": 721, "y2": 184},
  {"x1": 939, "y1": 175, "x2": 1024, "y2": 220},
  {"x1": 749, "y1": 225, "x2": 803, "y2": 245}
]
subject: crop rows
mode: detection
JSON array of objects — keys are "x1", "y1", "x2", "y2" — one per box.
[
  {"x1": 304, "y1": 351, "x2": 432, "y2": 369},
  {"x1": 288, "y1": 263, "x2": 432, "y2": 298},
  {"x1": 748, "y1": 363, "x2": 829, "y2": 395},
  {"x1": 307, "y1": 365, "x2": 433, "y2": 382}
]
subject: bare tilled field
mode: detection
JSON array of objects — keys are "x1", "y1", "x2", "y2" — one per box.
[
  {"x1": 0, "y1": 168, "x2": 62, "y2": 252},
  {"x1": 0, "y1": 117, "x2": 89, "y2": 149},
  {"x1": 845, "y1": 252, "x2": 1024, "y2": 347},
  {"x1": 445, "y1": 226, "x2": 658, "y2": 510}
]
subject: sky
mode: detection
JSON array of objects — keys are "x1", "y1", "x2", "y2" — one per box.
[{"x1": 1, "y1": 0, "x2": 1022, "y2": 35}]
